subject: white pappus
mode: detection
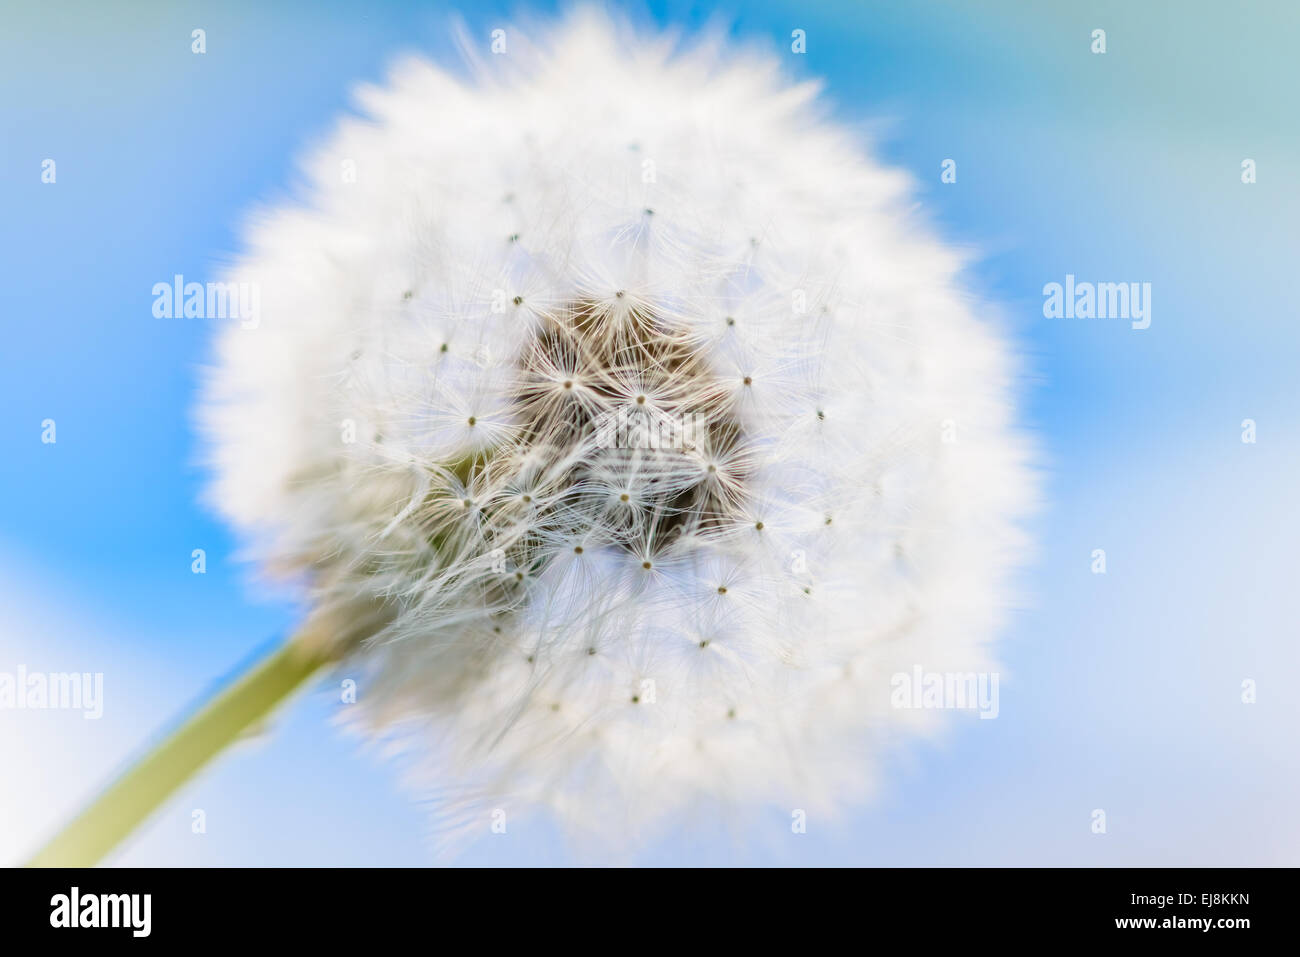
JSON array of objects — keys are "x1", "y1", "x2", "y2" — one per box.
[{"x1": 202, "y1": 11, "x2": 1035, "y2": 853}]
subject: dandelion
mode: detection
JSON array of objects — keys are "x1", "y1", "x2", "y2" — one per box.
[{"x1": 30, "y1": 11, "x2": 1032, "y2": 864}]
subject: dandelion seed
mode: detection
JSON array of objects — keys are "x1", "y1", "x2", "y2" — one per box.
[{"x1": 201, "y1": 10, "x2": 1033, "y2": 852}]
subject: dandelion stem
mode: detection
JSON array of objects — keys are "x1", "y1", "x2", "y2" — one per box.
[{"x1": 25, "y1": 635, "x2": 335, "y2": 867}]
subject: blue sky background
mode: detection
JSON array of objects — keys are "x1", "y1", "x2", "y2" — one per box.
[{"x1": 2, "y1": 0, "x2": 1297, "y2": 865}]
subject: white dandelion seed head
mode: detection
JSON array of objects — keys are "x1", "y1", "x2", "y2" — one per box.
[{"x1": 203, "y1": 11, "x2": 1034, "y2": 850}]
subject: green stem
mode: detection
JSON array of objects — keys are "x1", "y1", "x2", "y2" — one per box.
[{"x1": 26, "y1": 637, "x2": 333, "y2": 867}]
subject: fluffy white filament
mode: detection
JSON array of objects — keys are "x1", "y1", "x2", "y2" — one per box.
[{"x1": 203, "y1": 12, "x2": 1033, "y2": 850}]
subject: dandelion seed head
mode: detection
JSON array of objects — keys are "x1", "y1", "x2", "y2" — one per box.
[{"x1": 203, "y1": 11, "x2": 1033, "y2": 851}]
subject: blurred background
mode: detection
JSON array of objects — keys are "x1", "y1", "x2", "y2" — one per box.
[{"x1": 2, "y1": 0, "x2": 1297, "y2": 865}]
